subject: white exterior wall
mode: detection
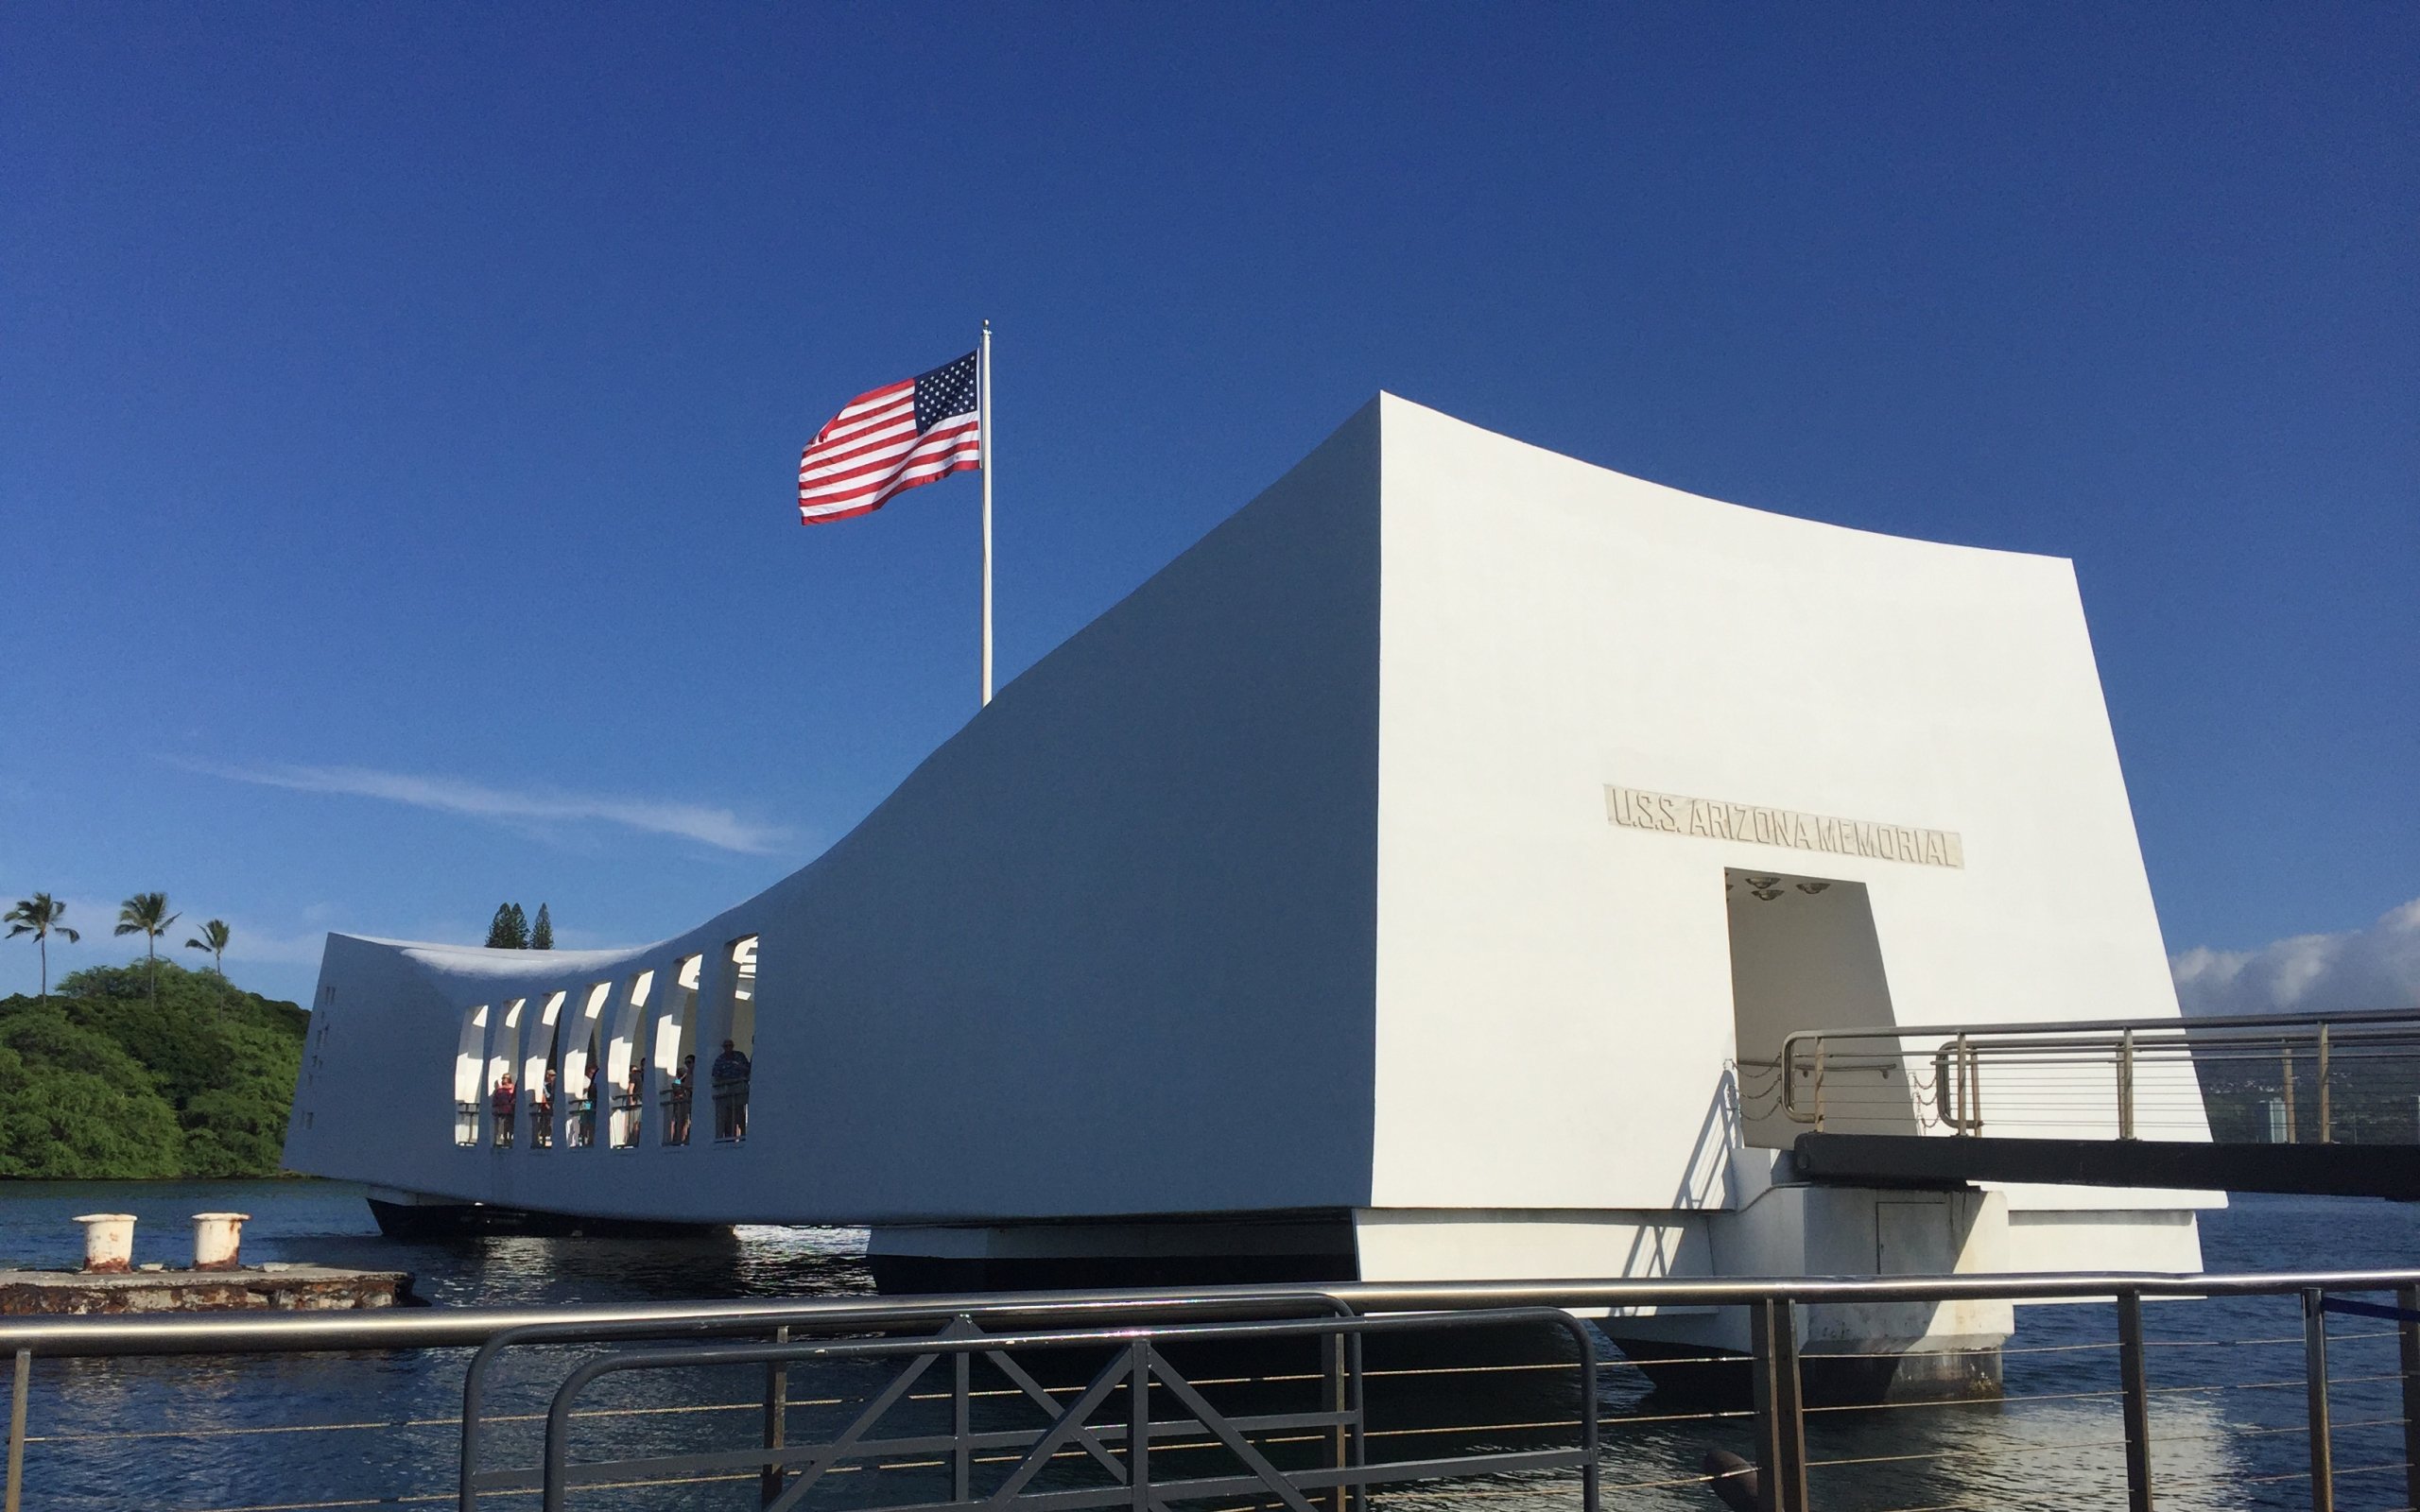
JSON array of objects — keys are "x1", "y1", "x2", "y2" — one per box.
[
  {"x1": 288, "y1": 394, "x2": 2211, "y2": 1277},
  {"x1": 286, "y1": 404, "x2": 1385, "y2": 1223},
  {"x1": 1368, "y1": 396, "x2": 2207, "y2": 1228}
]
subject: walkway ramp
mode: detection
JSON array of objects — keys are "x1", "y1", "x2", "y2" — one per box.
[
  {"x1": 1766, "y1": 1008, "x2": 2420, "y2": 1200},
  {"x1": 1794, "y1": 1130, "x2": 2420, "y2": 1199}
]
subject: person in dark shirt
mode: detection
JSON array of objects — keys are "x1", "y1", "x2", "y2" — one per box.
[
  {"x1": 711, "y1": 1040, "x2": 751, "y2": 1140},
  {"x1": 670, "y1": 1054, "x2": 697, "y2": 1143},
  {"x1": 712, "y1": 1040, "x2": 749, "y2": 1083},
  {"x1": 490, "y1": 1072, "x2": 517, "y2": 1147}
]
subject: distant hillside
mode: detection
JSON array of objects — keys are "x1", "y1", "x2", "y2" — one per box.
[
  {"x1": 0, "y1": 960, "x2": 307, "y2": 1179},
  {"x1": 2196, "y1": 1043, "x2": 2420, "y2": 1146}
]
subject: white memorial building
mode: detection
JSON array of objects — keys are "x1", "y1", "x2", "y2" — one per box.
[{"x1": 285, "y1": 395, "x2": 2215, "y2": 1385}]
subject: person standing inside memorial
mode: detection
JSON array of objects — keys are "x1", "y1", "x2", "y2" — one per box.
[
  {"x1": 490, "y1": 1071, "x2": 517, "y2": 1147},
  {"x1": 670, "y1": 1053, "x2": 697, "y2": 1143},
  {"x1": 712, "y1": 1039, "x2": 751, "y2": 1140}
]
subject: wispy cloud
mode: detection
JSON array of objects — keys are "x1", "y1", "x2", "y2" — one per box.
[
  {"x1": 2173, "y1": 899, "x2": 2420, "y2": 1018},
  {"x1": 171, "y1": 759, "x2": 789, "y2": 855},
  {"x1": 212, "y1": 914, "x2": 337, "y2": 966}
]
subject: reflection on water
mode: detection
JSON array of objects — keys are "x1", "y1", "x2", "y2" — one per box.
[{"x1": 2, "y1": 1184, "x2": 2414, "y2": 1510}]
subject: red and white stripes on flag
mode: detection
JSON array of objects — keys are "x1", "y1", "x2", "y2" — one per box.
[{"x1": 797, "y1": 351, "x2": 982, "y2": 524}]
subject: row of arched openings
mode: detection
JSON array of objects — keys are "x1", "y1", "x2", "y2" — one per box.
[{"x1": 450, "y1": 936, "x2": 758, "y2": 1151}]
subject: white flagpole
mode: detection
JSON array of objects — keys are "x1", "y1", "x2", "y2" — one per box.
[{"x1": 979, "y1": 320, "x2": 994, "y2": 707}]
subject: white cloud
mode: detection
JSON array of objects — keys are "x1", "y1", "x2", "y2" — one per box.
[
  {"x1": 171, "y1": 759, "x2": 789, "y2": 855},
  {"x1": 2172, "y1": 899, "x2": 2420, "y2": 1018}
]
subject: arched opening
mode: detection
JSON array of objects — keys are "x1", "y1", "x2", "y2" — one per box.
[
  {"x1": 605, "y1": 971, "x2": 653, "y2": 1150},
  {"x1": 524, "y1": 990, "x2": 567, "y2": 1149},
  {"x1": 656, "y1": 954, "x2": 702, "y2": 1145},
  {"x1": 562, "y1": 982, "x2": 611, "y2": 1147},
  {"x1": 487, "y1": 998, "x2": 527, "y2": 1147},
  {"x1": 712, "y1": 936, "x2": 759, "y2": 1143},
  {"x1": 453, "y1": 1005, "x2": 489, "y2": 1146}
]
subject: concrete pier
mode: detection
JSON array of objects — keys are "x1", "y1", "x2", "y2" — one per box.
[{"x1": 0, "y1": 1264, "x2": 414, "y2": 1315}]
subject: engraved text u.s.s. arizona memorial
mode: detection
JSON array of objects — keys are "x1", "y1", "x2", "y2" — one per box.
[{"x1": 1604, "y1": 785, "x2": 1964, "y2": 869}]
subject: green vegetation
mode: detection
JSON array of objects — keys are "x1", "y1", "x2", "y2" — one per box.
[
  {"x1": 114, "y1": 890, "x2": 182, "y2": 1009},
  {"x1": 0, "y1": 958, "x2": 306, "y2": 1179},
  {"x1": 485, "y1": 902, "x2": 528, "y2": 949},
  {"x1": 4, "y1": 894, "x2": 80, "y2": 1005},
  {"x1": 2197, "y1": 1051, "x2": 2420, "y2": 1146},
  {"x1": 185, "y1": 918, "x2": 233, "y2": 975},
  {"x1": 484, "y1": 901, "x2": 555, "y2": 949}
]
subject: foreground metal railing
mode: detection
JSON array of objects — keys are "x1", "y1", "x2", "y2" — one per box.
[
  {"x1": 9, "y1": 1267, "x2": 2420, "y2": 1512},
  {"x1": 1766, "y1": 1007, "x2": 2420, "y2": 1141},
  {"x1": 525, "y1": 1308, "x2": 1598, "y2": 1512}
]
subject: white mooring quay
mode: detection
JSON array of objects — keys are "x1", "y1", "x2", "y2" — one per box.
[{"x1": 284, "y1": 395, "x2": 2215, "y2": 1400}]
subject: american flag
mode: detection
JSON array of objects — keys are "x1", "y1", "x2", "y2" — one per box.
[{"x1": 797, "y1": 352, "x2": 981, "y2": 524}]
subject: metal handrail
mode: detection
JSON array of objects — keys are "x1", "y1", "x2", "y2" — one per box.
[
  {"x1": 15, "y1": 1265, "x2": 2420, "y2": 1357},
  {"x1": 1791, "y1": 1005, "x2": 2420, "y2": 1043},
  {"x1": 457, "y1": 1289, "x2": 1359, "y2": 1508},
  {"x1": 1779, "y1": 1007, "x2": 2420, "y2": 1135},
  {"x1": 532, "y1": 1307, "x2": 1600, "y2": 1512},
  {"x1": 12, "y1": 1266, "x2": 2420, "y2": 1512}
]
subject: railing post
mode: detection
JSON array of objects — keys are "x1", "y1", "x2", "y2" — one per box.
[
  {"x1": 1323, "y1": 1333, "x2": 1348, "y2": 1512},
  {"x1": 1749, "y1": 1298, "x2": 1807, "y2": 1512},
  {"x1": 2117, "y1": 1291, "x2": 2153, "y2": 1512},
  {"x1": 1811, "y1": 1042, "x2": 1826, "y2": 1132},
  {"x1": 1947, "y1": 1035, "x2": 1981, "y2": 1135},
  {"x1": 2399, "y1": 1283, "x2": 2420, "y2": 1512},
  {"x1": 2118, "y1": 1028, "x2": 2137, "y2": 1141},
  {"x1": 2282, "y1": 1046, "x2": 2298, "y2": 1143},
  {"x1": 1964, "y1": 1036, "x2": 1982, "y2": 1134},
  {"x1": 1950, "y1": 1036, "x2": 1970, "y2": 1133},
  {"x1": 2316, "y1": 1024, "x2": 2332, "y2": 1143},
  {"x1": 2304, "y1": 1289, "x2": 2333, "y2": 1512},
  {"x1": 6, "y1": 1348, "x2": 27, "y2": 1512},
  {"x1": 1347, "y1": 1329, "x2": 1366, "y2": 1512},
  {"x1": 1577, "y1": 1321, "x2": 1601, "y2": 1512},
  {"x1": 760, "y1": 1323, "x2": 788, "y2": 1507},
  {"x1": 1128, "y1": 1339, "x2": 1151, "y2": 1512},
  {"x1": 952, "y1": 1336, "x2": 972, "y2": 1503}
]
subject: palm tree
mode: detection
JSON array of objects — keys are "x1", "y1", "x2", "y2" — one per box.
[
  {"x1": 115, "y1": 892, "x2": 181, "y2": 1010},
  {"x1": 184, "y1": 919, "x2": 233, "y2": 976},
  {"x1": 5, "y1": 893, "x2": 79, "y2": 1007}
]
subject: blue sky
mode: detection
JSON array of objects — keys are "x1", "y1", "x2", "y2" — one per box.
[{"x1": 4, "y1": 5, "x2": 2412, "y2": 1007}]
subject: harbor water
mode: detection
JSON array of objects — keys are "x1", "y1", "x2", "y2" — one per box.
[{"x1": 1, "y1": 1182, "x2": 2412, "y2": 1510}]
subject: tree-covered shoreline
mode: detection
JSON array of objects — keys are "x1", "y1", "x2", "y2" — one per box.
[{"x1": 0, "y1": 959, "x2": 305, "y2": 1179}]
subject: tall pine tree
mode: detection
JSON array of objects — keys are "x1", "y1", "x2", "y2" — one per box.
[
  {"x1": 484, "y1": 903, "x2": 530, "y2": 950},
  {"x1": 530, "y1": 904, "x2": 553, "y2": 951}
]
